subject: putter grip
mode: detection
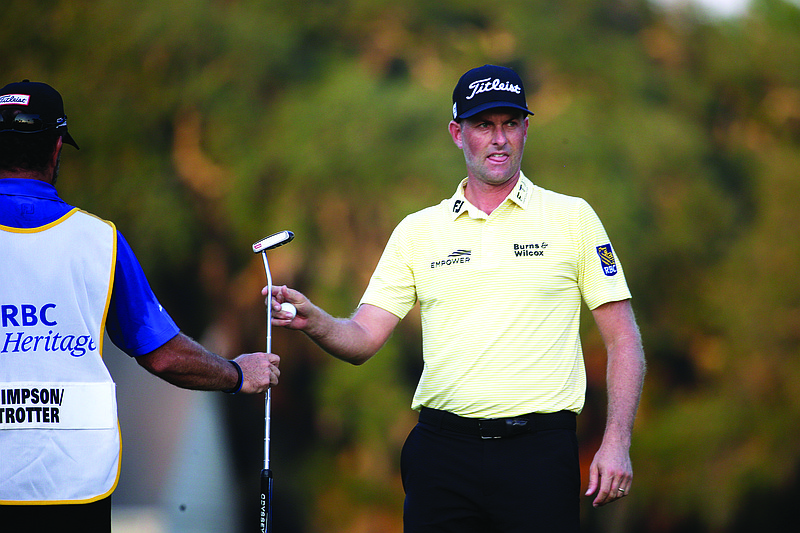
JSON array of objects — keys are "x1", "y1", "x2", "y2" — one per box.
[{"x1": 260, "y1": 469, "x2": 273, "y2": 533}]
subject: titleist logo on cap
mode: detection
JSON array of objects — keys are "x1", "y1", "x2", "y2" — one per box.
[
  {"x1": 452, "y1": 65, "x2": 532, "y2": 121},
  {"x1": 0, "y1": 94, "x2": 31, "y2": 106},
  {"x1": 466, "y1": 78, "x2": 522, "y2": 100}
]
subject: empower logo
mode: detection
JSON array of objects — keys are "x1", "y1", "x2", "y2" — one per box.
[{"x1": 431, "y1": 250, "x2": 471, "y2": 269}]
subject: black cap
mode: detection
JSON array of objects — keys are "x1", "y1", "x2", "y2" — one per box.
[
  {"x1": 0, "y1": 80, "x2": 79, "y2": 149},
  {"x1": 452, "y1": 65, "x2": 532, "y2": 121}
]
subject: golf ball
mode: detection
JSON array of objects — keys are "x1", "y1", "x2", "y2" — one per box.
[{"x1": 280, "y1": 302, "x2": 297, "y2": 319}]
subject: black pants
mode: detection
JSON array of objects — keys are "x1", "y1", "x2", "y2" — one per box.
[
  {"x1": 401, "y1": 412, "x2": 580, "y2": 533},
  {"x1": 0, "y1": 495, "x2": 112, "y2": 532}
]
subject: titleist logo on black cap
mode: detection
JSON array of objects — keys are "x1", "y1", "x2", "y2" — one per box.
[
  {"x1": 0, "y1": 94, "x2": 31, "y2": 106},
  {"x1": 465, "y1": 77, "x2": 522, "y2": 100},
  {"x1": 0, "y1": 81, "x2": 80, "y2": 149},
  {"x1": 452, "y1": 65, "x2": 532, "y2": 121}
]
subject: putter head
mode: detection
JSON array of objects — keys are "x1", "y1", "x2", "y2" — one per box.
[{"x1": 253, "y1": 231, "x2": 294, "y2": 253}]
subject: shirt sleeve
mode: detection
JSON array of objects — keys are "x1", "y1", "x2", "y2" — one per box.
[
  {"x1": 359, "y1": 215, "x2": 418, "y2": 319},
  {"x1": 105, "y1": 231, "x2": 180, "y2": 356},
  {"x1": 574, "y1": 199, "x2": 632, "y2": 310}
]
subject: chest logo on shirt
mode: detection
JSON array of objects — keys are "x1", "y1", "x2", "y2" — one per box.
[
  {"x1": 513, "y1": 242, "x2": 548, "y2": 257},
  {"x1": 596, "y1": 244, "x2": 618, "y2": 276},
  {"x1": 431, "y1": 249, "x2": 471, "y2": 269}
]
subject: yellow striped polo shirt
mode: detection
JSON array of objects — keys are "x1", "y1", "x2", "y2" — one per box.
[{"x1": 359, "y1": 173, "x2": 631, "y2": 418}]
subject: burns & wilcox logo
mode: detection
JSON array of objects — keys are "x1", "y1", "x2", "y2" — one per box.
[{"x1": 514, "y1": 242, "x2": 548, "y2": 257}]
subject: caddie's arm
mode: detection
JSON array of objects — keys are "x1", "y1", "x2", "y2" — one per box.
[{"x1": 136, "y1": 332, "x2": 280, "y2": 394}]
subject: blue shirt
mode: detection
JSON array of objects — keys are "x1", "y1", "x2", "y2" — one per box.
[{"x1": 0, "y1": 178, "x2": 179, "y2": 356}]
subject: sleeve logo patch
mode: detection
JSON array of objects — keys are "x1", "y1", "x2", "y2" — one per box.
[{"x1": 596, "y1": 244, "x2": 618, "y2": 276}]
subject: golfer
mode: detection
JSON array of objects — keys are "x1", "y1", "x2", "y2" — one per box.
[
  {"x1": 0, "y1": 80, "x2": 280, "y2": 530},
  {"x1": 268, "y1": 65, "x2": 645, "y2": 532}
]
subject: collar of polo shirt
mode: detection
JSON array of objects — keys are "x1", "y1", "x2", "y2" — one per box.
[{"x1": 449, "y1": 172, "x2": 533, "y2": 220}]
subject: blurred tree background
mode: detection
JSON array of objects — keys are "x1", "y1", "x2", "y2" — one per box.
[{"x1": 3, "y1": 0, "x2": 800, "y2": 531}]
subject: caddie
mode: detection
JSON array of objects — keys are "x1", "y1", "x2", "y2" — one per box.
[{"x1": 0, "y1": 80, "x2": 281, "y2": 531}]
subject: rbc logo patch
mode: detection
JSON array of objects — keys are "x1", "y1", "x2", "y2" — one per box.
[{"x1": 596, "y1": 244, "x2": 618, "y2": 276}]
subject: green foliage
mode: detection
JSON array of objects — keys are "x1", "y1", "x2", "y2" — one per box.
[{"x1": 5, "y1": 0, "x2": 800, "y2": 531}]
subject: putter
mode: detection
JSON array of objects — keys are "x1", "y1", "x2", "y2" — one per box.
[{"x1": 252, "y1": 230, "x2": 294, "y2": 533}]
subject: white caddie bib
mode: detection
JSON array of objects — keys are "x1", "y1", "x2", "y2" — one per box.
[{"x1": 0, "y1": 209, "x2": 121, "y2": 504}]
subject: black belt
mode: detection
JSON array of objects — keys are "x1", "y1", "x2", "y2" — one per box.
[{"x1": 419, "y1": 407, "x2": 576, "y2": 439}]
